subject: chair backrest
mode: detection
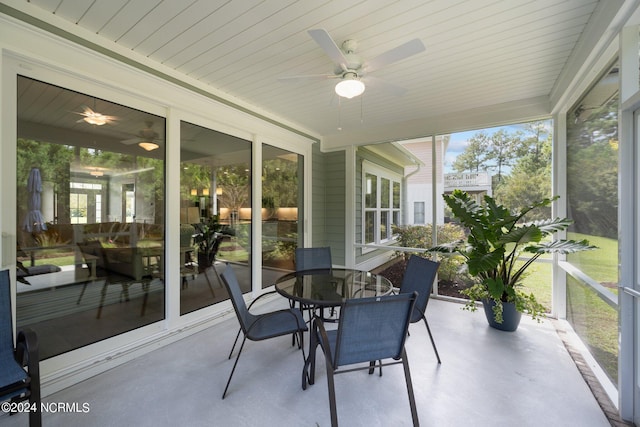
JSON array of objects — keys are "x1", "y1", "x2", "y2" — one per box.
[
  {"x1": 220, "y1": 265, "x2": 251, "y2": 333},
  {"x1": 400, "y1": 255, "x2": 440, "y2": 323},
  {"x1": 179, "y1": 224, "x2": 195, "y2": 248},
  {"x1": 333, "y1": 292, "x2": 416, "y2": 368},
  {"x1": 0, "y1": 269, "x2": 15, "y2": 368},
  {"x1": 77, "y1": 240, "x2": 107, "y2": 271},
  {"x1": 295, "y1": 247, "x2": 332, "y2": 271}
]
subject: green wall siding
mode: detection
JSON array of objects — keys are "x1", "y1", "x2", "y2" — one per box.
[{"x1": 312, "y1": 146, "x2": 346, "y2": 265}]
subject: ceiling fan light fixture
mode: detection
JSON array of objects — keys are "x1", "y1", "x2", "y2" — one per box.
[
  {"x1": 83, "y1": 112, "x2": 109, "y2": 126},
  {"x1": 335, "y1": 74, "x2": 365, "y2": 99},
  {"x1": 138, "y1": 141, "x2": 159, "y2": 151}
]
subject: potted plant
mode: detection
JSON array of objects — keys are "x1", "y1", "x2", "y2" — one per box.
[
  {"x1": 193, "y1": 216, "x2": 231, "y2": 270},
  {"x1": 430, "y1": 189, "x2": 596, "y2": 331}
]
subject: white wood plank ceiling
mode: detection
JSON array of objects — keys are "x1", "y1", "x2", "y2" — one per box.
[{"x1": 7, "y1": 0, "x2": 604, "y2": 142}]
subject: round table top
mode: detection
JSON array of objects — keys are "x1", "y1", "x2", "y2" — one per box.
[{"x1": 274, "y1": 268, "x2": 393, "y2": 307}]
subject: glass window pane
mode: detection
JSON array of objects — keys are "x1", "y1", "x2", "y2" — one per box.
[
  {"x1": 380, "y1": 211, "x2": 389, "y2": 240},
  {"x1": 16, "y1": 76, "x2": 165, "y2": 359},
  {"x1": 393, "y1": 181, "x2": 400, "y2": 208},
  {"x1": 261, "y1": 144, "x2": 302, "y2": 288},
  {"x1": 365, "y1": 211, "x2": 375, "y2": 244},
  {"x1": 381, "y1": 178, "x2": 390, "y2": 208},
  {"x1": 180, "y1": 121, "x2": 252, "y2": 314},
  {"x1": 365, "y1": 173, "x2": 377, "y2": 208},
  {"x1": 414, "y1": 202, "x2": 425, "y2": 224}
]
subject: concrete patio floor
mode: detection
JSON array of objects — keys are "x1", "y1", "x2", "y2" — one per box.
[{"x1": 1, "y1": 297, "x2": 612, "y2": 426}]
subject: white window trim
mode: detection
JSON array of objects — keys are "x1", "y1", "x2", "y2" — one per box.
[{"x1": 361, "y1": 161, "x2": 402, "y2": 253}]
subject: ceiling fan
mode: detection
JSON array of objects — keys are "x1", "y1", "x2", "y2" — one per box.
[
  {"x1": 279, "y1": 29, "x2": 426, "y2": 99},
  {"x1": 75, "y1": 105, "x2": 117, "y2": 126},
  {"x1": 121, "y1": 121, "x2": 162, "y2": 151}
]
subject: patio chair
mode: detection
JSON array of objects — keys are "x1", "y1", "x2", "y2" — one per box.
[
  {"x1": 295, "y1": 247, "x2": 338, "y2": 319},
  {"x1": 397, "y1": 255, "x2": 441, "y2": 364},
  {"x1": 76, "y1": 241, "x2": 151, "y2": 319},
  {"x1": 220, "y1": 263, "x2": 307, "y2": 399},
  {"x1": 0, "y1": 269, "x2": 41, "y2": 427},
  {"x1": 295, "y1": 246, "x2": 332, "y2": 271},
  {"x1": 303, "y1": 292, "x2": 419, "y2": 427}
]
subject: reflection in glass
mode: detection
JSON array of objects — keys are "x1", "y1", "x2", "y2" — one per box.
[
  {"x1": 365, "y1": 174, "x2": 377, "y2": 208},
  {"x1": 381, "y1": 178, "x2": 390, "y2": 209},
  {"x1": 180, "y1": 121, "x2": 252, "y2": 314},
  {"x1": 261, "y1": 144, "x2": 303, "y2": 287},
  {"x1": 16, "y1": 76, "x2": 165, "y2": 359}
]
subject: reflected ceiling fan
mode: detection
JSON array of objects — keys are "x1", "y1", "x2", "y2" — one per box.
[
  {"x1": 121, "y1": 121, "x2": 162, "y2": 151},
  {"x1": 75, "y1": 104, "x2": 117, "y2": 126},
  {"x1": 279, "y1": 29, "x2": 426, "y2": 99}
]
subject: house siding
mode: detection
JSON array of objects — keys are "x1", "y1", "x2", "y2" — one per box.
[{"x1": 312, "y1": 146, "x2": 346, "y2": 266}]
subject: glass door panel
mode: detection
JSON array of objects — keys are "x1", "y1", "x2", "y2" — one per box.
[
  {"x1": 179, "y1": 121, "x2": 252, "y2": 315},
  {"x1": 261, "y1": 144, "x2": 302, "y2": 288}
]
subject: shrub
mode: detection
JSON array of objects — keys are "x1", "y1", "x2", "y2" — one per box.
[{"x1": 392, "y1": 223, "x2": 474, "y2": 285}]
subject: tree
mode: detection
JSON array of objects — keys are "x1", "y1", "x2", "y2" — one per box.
[
  {"x1": 493, "y1": 122, "x2": 552, "y2": 219},
  {"x1": 218, "y1": 164, "x2": 250, "y2": 222},
  {"x1": 566, "y1": 93, "x2": 618, "y2": 238},
  {"x1": 484, "y1": 129, "x2": 520, "y2": 182},
  {"x1": 452, "y1": 131, "x2": 490, "y2": 173}
]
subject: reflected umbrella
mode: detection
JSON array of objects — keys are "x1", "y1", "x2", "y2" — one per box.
[{"x1": 22, "y1": 167, "x2": 47, "y2": 233}]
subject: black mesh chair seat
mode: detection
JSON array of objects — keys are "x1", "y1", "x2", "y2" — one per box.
[
  {"x1": 220, "y1": 264, "x2": 307, "y2": 399},
  {"x1": 303, "y1": 292, "x2": 420, "y2": 426}
]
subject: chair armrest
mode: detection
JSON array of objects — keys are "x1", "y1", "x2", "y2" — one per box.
[
  {"x1": 15, "y1": 328, "x2": 40, "y2": 375},
  {"x1": 246, "y1": 290, "x2": 278, "y2": 310}
]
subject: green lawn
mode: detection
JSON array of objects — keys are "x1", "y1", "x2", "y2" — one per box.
[
  {"x1": 567, "y1": 232, "x2": 618, "y2": 285},
  {"x1": 517, "y1": 260, "x2": 552, "y2": 312}
]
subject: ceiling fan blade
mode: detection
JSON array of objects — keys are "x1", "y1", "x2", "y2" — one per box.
[
  {"x1": 120, "y1": 138, "x2": 140, "y2": 145},
  {"x1": 365, "y1": 75, "x2": 408, "y2": 97},
  {"x1": 278, "y1": 74, "x2": 337, "y2": 82},
  {"x1": 364, "y1": 38, "x2": 425, "y2": 74},
  {"x1": 308, "y1": 29, "x2": 349, "y2": 71}
]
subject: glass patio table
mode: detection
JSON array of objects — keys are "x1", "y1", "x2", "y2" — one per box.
[{"x1": 274, "y1": 268, "x2": 393, "y2": 312}]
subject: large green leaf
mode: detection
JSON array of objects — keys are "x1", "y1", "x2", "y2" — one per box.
[
  {"x1": 524, "y1": 239, "x2": 596, "y2": 254},
  {"x1": 498, "y1": 224, "x2": 542, "y2": 245},
  {"x1": 467, "y1": 247, "x2": 504, "y2": 276},
  {"x1": 529, "y1": 217, "x2": 574, "y2": 235},
  {"x1": 485, "y1": 277, "x2": 507, "y2": 300}
]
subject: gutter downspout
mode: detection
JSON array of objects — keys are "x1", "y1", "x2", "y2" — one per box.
[{"x1": 403, "y1": 162, "x2": 421, "y2": 225}]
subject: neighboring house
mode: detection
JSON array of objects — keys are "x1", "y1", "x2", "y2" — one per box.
[{"x1": 398, "y1": 136, "x2": 449, "y2": 226}]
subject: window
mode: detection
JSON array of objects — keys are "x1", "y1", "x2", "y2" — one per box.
[
  {"x1": 414, "y1": 202, "x2": 425, "y2": 224},
  {"x1": 16, "y1": 76, "x2": 166, "y2": 359},
  {"x1": 261, "y1": 144, "x2": 303, "y2": 287},
  {"x1": 179, "y1": 121, "x2": 252, "y2": 315},
  {"x1": 362, "y1": 163, "x2": 401, "y2": 245}
]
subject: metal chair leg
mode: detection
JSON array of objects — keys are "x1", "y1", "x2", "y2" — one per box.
[
  {"x1": 228, "y1": 328, "x2": 243, "y2": 359},
  {"x1": 222, "y1": 336, "x2": 247, "y2": 399},
  {"x1": 402, "y1": 350, "x2": 420, "y2": 426},
  {"x1": 423, "y1": 316, "x2": 441, "y2": 364}
]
